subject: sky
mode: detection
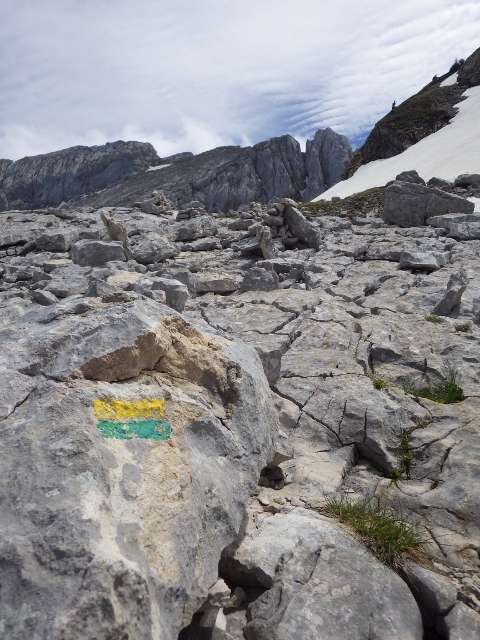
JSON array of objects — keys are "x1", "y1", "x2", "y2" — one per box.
[{"x1": 1, "y1": 0, "x2": 479, "y2": 160}]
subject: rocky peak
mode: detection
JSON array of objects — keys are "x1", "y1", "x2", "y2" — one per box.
[{"x1": 302, "y1": 127, "x2": 352, "y2": 200}]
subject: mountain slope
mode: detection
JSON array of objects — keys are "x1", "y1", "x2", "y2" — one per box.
[
  {"x1": 317, "y1": 45, "x2": 480, "y2": 201},
  {"x1": 347, "y1": 45, "x2": 480, "y2": 175},
  {"x1": 317, "y1": 85, "x2": 480, "y2": 200}
]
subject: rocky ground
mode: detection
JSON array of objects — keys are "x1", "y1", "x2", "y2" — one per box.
[{"x1": 1, "y1": 173, "x2": 480, "y2": 639}]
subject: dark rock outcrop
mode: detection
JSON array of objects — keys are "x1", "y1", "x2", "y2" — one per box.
[{"x1": 0, "y1": 140, "x2": 158, "y2": 211}]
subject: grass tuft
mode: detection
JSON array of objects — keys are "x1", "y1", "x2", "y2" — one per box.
[
  {"x1": 425, "y1": 314, "x2": 444, "y2": 324},
  {"x1": 323, "y1": 496, "x2": 427, "y2": 565},
  {"x1": 372, "y1": 377, "x2": 387, "y2": 390},
  {"x1": 402, "y1": 365, "x2": 464, "y2": 404}
]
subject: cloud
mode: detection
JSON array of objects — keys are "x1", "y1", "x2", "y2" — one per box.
[{"x1": 1, "y1": 0, "x2": 479, "y2": 159}]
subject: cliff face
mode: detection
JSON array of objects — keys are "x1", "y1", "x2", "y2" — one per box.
[
  {"x1": 0, "y1": 140, "x2": 158, "y2": 211},
  {"x1": 348, "y1": 45, "x2": 480, "y2": 174},
  {"x1": 0, "y1": 130, "x2": 351, "y2": 212},
  {"x1": 76, "y1": 130, "x2": 351, "y2": 210},
  {"x1": 302, "y1": 128, "x2": 352, "y2": 200}
]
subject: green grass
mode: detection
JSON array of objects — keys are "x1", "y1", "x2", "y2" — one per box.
[
  {"x1": 391, "y1": 416, "x2": 431, "y2": 481},
  {"x1": 301, "y1": 186, "x2": 385, "y2": 219},
  {"x1": 402, "y1": 365, "x2": 464, "y2": 404},
  {"x1": 323, "y1": 496, "x2": 427, "y2": 565},
  {"x1": 372, "y1": 377, "x2": 387, "y2": 390},
  {"x1": 425, "y1": 314, "x2": 444, "y2": 324}
]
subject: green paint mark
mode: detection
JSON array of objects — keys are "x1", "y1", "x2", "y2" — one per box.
[{"x1": 97, "y1": 419, "x2": 172, "y2": 441}]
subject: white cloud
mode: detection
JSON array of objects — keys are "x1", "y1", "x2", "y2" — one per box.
[{"x1": 1, "y1": 0, "x2": 479, "y2": 160}]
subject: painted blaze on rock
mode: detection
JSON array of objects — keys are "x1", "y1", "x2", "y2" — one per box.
[{"x1": 93, "y1": 398, "x2": 172, "y2": 440}]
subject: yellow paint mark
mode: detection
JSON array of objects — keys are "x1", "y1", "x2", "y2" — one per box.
[{"x1": 93, "y1": 398, "x2": 165, "y2": 421}]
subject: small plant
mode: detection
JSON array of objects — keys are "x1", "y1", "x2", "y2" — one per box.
[
  {"x1": 372, "y1": 377, "x2": 387, "y2": 390},
  {"x1": 322, "y1": 496, "x2": 427, "y2": 565},
  {"x1": 425, "y1": 314, "x2": 444, "y2": 324},
  {"x1": 402, "y1": 365, "x2": 464, "y2": 404}
]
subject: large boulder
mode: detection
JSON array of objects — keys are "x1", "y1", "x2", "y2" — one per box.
[
  {"x1": 223, "y1": 509, "x2": 423, "y2": 640},
  {"x1": 128, "y1": 232, "x2": 179, "y2": 265},
  {"x1": 383, "y1": 181, "x2": 474, "y2": 227},
  {"x1": 281, "y1": 199, "x2": 322, "y2": 249},
  {"x1": 454, "y1": 173, "x2": 480, "y2": 189},
  {"x1": 71, "y1": 239, "x2": 126, "y2": 267},
  {"x1": 0, "y1": 296, "x2": 279, "y2": 639}
]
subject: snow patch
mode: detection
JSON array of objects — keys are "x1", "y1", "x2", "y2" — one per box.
[
  {"x1": 469, "y1": 197, "x2": 480, "y2": 212},
  {"x1": 440, "y1": 72, "x2": 458, "y2": 87},
  {"x1": 316, "y1": 86, "x2": 480, "y2": 201},
  {"x1": 146, "y1": 164, "x2": 171, "y2": 172}
]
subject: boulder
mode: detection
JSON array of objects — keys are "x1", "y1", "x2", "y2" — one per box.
[
  {"x1": 402, "y1": 562, "x2": 457, "y2": 630},
  {"x1": 281, "y1": 200, "x2": 322, "y2": 249},
  {"x1": 240, "y1": 267, "x2": 279, "y2": 292},
  {"x1": 71, "y1": 239, "x2": 126, "y2": 267},
  {"x1": 223, "y1": 509, "x2": 423, "y2": 640},
  {"x1": 427, "y1": 177, "x2": 453, "y2": 190},
  {"x1": 395, "y1": 170, "x2": 426, "y2": 185},
  {"x1": 399, "y1": 250, "x2": 448, "y2": 272},
  {"x1": 454, "y1": 173, "x2": 480, "y2": 189},
  {"x1": 432, "y1": 270, "x2": 468, "y2": 316},
  {"x1": 0, "y1": 296, "x2": 279, "y2": 639},
  {"x1": 440, "y1": 602, "x2": 480, "y2": 640},
  {"x1": 36, "y1": 230, "x2": 79, "y2": 253},
  {"x1": 194, "y1": 272, "x2": 242, "y2": 294},
  {"x1": 135, "y1": 276, "x2": 189, "y2": 312},
  {"x1": 31, "y1": 289, "x2": 59, "y2": 306},
  {"x1": 128, "y1": 233, "x2": 179, "y2": 264},
  {"x1": 175, "y1": 216, "x2": 218, "y2": 242},
  {"x1": 384, "y1": 181, "x2": 474, "y2": 227}
]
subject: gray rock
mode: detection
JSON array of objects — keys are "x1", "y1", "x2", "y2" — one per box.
[
  {"x1": 175, "y1": 216, "x2": 218, "y2": 242},
  {"x1": 427, "y1": 213, "x2": 480, "y2": 229},
  {"x1": 427, "y1": 177, "x2": 453, "y2": 190},
  {"x1": 433, "y1": 269, "x2": 468, "y2": 316},
  {"x1": 395, "y1": 170, "x2": 426, "y2": 185},
  {"x1": 128, "y1": 233, "x2": 179, "y2": 264},
  {"x1": 137, "y1": 276, "x2": 189, "y2": 312},
  {"x1": 454, "y1": 173, "x2": 480, "y2": 189},
  {"x1": 402, "y1": 562, "x2": 457, "y2": 626},
  {"x1": 31, "y1": 290, "x2": 58, "y2": 306},
  {"x1": 384, "y1": 181, "x2": 474, "y2": 227},
  {"x1": 302, "y1": 128, "x2": 352, "y2": 200},
  {"x1": 240, "y1": 267, "x2": 279, "y2": 292},
  {"x1": 71, "y1": 239, "x2": 126, "y2": 267},
  {"x1": 183, "y1": 237, "x2": 222, "y2": 252},
  {"x1": 282, "y1": 200, "x2": 321, "y2": 249},
  {"x1": 0, "y1": 296, "x2": 279, "y2": 639},
  {"x1": 36, "y1": 230, "x2": 79, "y2": 252},
  {"x1": 399, "y1": 250, "x2": 448, "y2": 272},
  {"x1": 0, "y1": 140, "x2": 158, "y2": 210},
  {"x1": 194, "y1": 272, "x2": 242, "y2": 294},
  {"x1": 441, "y1": 602, "x2": 480, "y2": 640},
  {"x1": 224, "y1": 509, "x2": 423, "y2": 640}
]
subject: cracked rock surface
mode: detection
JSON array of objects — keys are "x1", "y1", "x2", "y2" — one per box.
[{"x1": 1, "y1": 193, "x2": 480, "y2": 639}]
